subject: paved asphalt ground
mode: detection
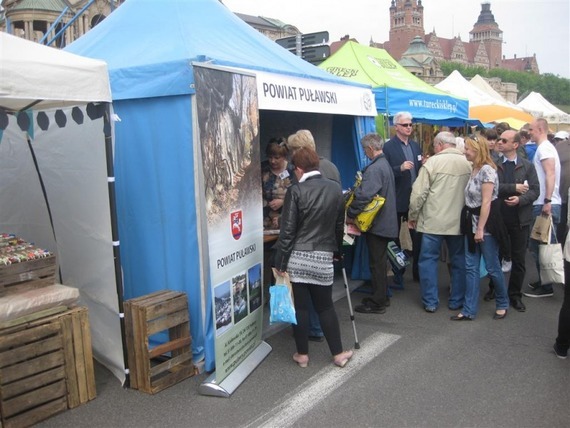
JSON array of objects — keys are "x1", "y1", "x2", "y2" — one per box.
[{"x1": 39, "y1": 254, "x2": 569, "y2": 428}]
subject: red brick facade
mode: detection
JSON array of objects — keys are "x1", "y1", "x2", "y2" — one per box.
[{"x1": 372, "y1": 1, "x2": 539, "y2": 74}]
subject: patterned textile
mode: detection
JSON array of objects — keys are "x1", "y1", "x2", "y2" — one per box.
[
  {"x1": 287, "y1": 250, "x2": 334, "y2": 286},
  {"x1": 261, "y1": 160, "x2": 294, "y2": 228},
  {"x1": 465, "y1": 164, "x2": 499, "y2": 232}
]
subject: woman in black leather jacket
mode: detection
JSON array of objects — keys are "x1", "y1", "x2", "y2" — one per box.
[{"x1": 273, "y1": 147, "x2": 353, "y2": 368}]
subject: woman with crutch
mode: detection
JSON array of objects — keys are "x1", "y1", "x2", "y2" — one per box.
[{"x1": 273, "y1": 147, "x2": 354, "y2": 368}]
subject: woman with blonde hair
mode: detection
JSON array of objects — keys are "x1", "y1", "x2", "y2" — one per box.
[{"x1": 452, "y1": 136, "x2": 509, "y2": 321}]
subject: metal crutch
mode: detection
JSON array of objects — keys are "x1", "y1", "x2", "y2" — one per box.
[{"x1": 340, "y1": 256, "x2": 360, "y2": 349}]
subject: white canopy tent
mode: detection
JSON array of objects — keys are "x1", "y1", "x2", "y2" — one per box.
[
  {"x1": 469, "y1": 75, "x2": 509, "y2": 104},
  {"x1": 517, "y1": 91, "x2": 570, "y2": 124},
  {"x1": 436, "y1": 70, "x2": 517, "y2": 108},
  {"x1": 0, "y1": 32, "x2": 111, "y2": 111},
  {"x1": 0, "y1": 32, "x2": 125, "y2": 381}
]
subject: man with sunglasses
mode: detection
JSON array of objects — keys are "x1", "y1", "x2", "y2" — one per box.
[
  {"x1": 496, "y1": 130, "x2": 539, "y2": 311},
  {"x1": 383, "y1": 112, "x2": 423, "y2": 287}
]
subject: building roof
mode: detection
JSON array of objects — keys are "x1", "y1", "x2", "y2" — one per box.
[
  {"x1": 11, "y1": 0, "x2": 67, "y2": 13},
  {"x1": 402, "y1": 36, "x2": 430, "y2": 56},
  {"x1": 502, "y1": 56, "x2": 537, "y2": 72}
]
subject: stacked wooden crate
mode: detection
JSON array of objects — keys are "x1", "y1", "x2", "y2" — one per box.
[
  {"x1": 0, "y1": 234, "x2": 96, "y2": 427},
  {"x1": 0, "y1": 307, "x2": 96, "y2": 427},
  {"x1": 124, "y1": 290, "x2": 195, "y2": 394}
]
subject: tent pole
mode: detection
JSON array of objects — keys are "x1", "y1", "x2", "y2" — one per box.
[{"x1": 103, "y1": 104, "x2": 130, "y2": 387}]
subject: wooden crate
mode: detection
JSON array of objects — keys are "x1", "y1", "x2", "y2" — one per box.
[
  {"x1": 0, "y1": 320, "x2": 68, "y2": 428},
  {"x1": 48, "y1": 307, "x2": 96, "y2": 408},
  {"x1": 0, "y1": 306, "x2": 96, "y2": 417},
  {"x1": 124, "y1": 290, "x2": 195, "y2": 394},
  {"x1": 0, "y1": 255, "x2": 56, "y2": 295}
]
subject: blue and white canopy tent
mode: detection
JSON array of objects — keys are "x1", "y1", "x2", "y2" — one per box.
[{"x1": 66, "y1": 0, "x2": 377, "y2": 379}]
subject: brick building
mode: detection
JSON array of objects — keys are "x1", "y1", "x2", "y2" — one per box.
[{"x1": 371, "y1": 1, "x2": 539, "y2": 74}]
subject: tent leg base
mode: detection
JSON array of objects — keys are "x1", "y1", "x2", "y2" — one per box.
[{"x1": 198, "y1": 341, "x2": 272, "y2": 397}]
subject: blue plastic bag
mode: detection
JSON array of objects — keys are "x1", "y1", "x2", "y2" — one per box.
[{"x1": 269, "y1": 284, "x2": 297, "y2": 325}]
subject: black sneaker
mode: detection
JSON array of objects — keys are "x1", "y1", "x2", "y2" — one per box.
[
  {"x1": 523, "y1": 287, "x2": 554, "y2": 298},
  {"x1": 355, "y1": 301, "x2": 386, "y2": 314},
  {"x1": 553, "y1": 343, "x2": 568, "y2": 359},
  {"x1": 528, "y1": 280, "x2": 541, "y2": 290}
]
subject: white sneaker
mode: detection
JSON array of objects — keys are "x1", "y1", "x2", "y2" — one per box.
[{"x1": 501, "y1": 259, "x2": 512, "y2": 273}]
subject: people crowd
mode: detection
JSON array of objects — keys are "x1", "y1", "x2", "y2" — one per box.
[{"x1": 268, "y1": 113, "x2": 570, "y2": 369}]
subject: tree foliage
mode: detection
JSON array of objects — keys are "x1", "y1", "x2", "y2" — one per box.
[{"x1": 440, "y1": 62, "x2": 570, "y2": 106}]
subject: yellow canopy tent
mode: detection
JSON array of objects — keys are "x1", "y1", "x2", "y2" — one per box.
[
  {"x1": 492, "y1": 117, "x2": 529, "y2": 130},
  {"x1": 469, "y1": 105, "x2": 534, "y2": 124}
]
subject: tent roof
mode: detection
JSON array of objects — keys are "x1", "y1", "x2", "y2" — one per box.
[
  {"x1": 318, "y1": 41, "x2": 470, "y2": 123},
  {"x1": 517, "y1": 91, "x2": 570, "y2": 123},
  {"x1": 469, "y1": 75, "x2": 507, "y2": 103},
  {"x1": 469, "y1": 104, "x2": 534, "y2": 125},
  {"x1": 0, "y1": 32, "x2": 111, "y2": 111},
  {"x1": 65, "y1": 0, "x2": 370, "y2": 104},
  {"x1": 320, "y1": 41, "x2": 454, "y2": 97},
  {"x1": 435, "y1": 70, "x2": 505, "y2": 108}
]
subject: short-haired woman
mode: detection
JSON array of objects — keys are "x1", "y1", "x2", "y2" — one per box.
[
  {"x1": 273, "y1": 147, "x2": 353, "y2": 368},
  {"x1": 261, "y1": 138, "x2": 294, "y2": 229},
  {"x1": 453, "y1": 136, "x2": 509, "y2": 321}
]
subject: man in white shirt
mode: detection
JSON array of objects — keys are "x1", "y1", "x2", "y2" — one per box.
[{"x1": 524, "y1": 118, "x2": 562, "y2": 298}]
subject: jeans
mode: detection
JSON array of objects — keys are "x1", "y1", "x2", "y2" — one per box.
[
  {"x1": 464, "y1": 234, "x2": 509, "y2": 318},
  {"x1": 529, "y1": 204, "x2": 561, "y2": 292},
  {"x1": 418, "y1": 233, "x2": 466, "y2": 310}
]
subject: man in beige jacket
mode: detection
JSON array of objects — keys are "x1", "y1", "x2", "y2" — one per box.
[{"x1": 408, "y1": 131, "x2": 472, "y2": 313}]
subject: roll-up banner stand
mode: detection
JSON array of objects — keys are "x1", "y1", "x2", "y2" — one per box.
[{"x1": 194, "y1": 65, "x2": 271, "y2": 397}]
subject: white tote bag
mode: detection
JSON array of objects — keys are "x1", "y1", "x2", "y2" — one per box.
[{"x1": 539, "y1": 218, "x2": 564, "y2": 284}]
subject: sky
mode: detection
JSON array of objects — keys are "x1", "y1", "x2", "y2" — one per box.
[{"x1": 222, "y1": 0, "x2": 570, "y2": 78}]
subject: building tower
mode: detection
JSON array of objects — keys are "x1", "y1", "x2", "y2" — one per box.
[
  {"x1": 469, "y1": 2, "x2": 503, "y2": 68},
  {"x1": 388, "y1": 0, "x2": 425, "y2": 60}
]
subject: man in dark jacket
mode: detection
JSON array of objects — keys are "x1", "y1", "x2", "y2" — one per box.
[
  {"x1": 347, "y1": 133, "x2": 398, "y2": 314},
  {"x1": 496, "y1": 129, "x2": 540, "y2": 311},
  {"x1": 383, "y1": 112, "x2": 423, "y2": 286}
]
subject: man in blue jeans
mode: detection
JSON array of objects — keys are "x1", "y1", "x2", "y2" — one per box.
[
  {"x1": 408, "y1": 132, "x2": 472, "y2": 312},
  {"x1": 524, "y1": 118, "x2": 562, "y2": 298}
]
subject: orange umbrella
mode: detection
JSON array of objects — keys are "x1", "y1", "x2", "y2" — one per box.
[{"x1": 469, "y1": 105, "x2": 534, "y2": 124}]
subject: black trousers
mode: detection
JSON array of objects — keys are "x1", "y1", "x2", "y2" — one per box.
[
  {"x1": 505, "y1": 223, "x2": 530, "y2": 299},
  {"x1": 366, "y1": 233, "x2": 390, "y2": 306},
  {"x1": 556, "y1": 203, "x2": 568, "y2": 245},
  {"x1": 556, "y1": 261, "x2": 570, "y2": 352},
  {"x1": 395, "y1": 212, "x2": 421, "y2": 279},
  {"x1": 292, "y1": 282, "x2": 342, "y2": 356}
]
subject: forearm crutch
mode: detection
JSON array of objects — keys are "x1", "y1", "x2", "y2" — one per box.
[{"x1": 341, "y1": 257, "x2": 360, "y2": 349}]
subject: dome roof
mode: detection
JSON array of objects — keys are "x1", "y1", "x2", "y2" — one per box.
[{"x1": 402, "y1": 36, "x2": 430, "y2": 56}]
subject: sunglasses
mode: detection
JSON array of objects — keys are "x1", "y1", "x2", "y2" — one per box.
[{"x1": 397, "y1": 123, "x2": 413, "y2": 128}]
